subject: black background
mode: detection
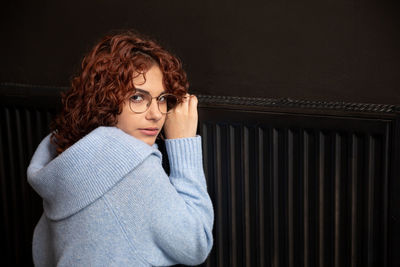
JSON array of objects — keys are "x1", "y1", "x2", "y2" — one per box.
[{"x1": 1, "y1": 0, "x2": 399, "y2": 104}]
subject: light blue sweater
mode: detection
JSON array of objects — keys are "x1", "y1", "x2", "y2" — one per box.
[{"x1": 27, "y1": 126, "x2": 214, "y2": 266}]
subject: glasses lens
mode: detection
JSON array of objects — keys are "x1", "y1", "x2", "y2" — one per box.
[
  {"x1": 129, "y1": 92, "x2": 151, "y2": 113},
  {"x1": 158, "y1": 94, "x2": 178, "y2": 114}
]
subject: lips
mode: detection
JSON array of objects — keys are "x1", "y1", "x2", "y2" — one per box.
[{"x1": 139, "y1": 128, "x2": 159, "y2": 136}]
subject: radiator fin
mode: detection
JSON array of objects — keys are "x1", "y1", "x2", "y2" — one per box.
[
  {"x1": 1, "y1": 106, "x2": 54, "y2": 267},
  {"x1": 199, "y1": 122, "x2": 389, "y2": 267}
]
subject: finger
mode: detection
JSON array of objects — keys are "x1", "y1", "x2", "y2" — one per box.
[
  {"x1": 183, "y1": 93, "x2": 190, "y2": 102},
  {"x1": 178, "y1": 93, "x2": 190, "y2": 111},
  {"x1": 188, "y1": 94, "x2": 198, "y2": 112}
]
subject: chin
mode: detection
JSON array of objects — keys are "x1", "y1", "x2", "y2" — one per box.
[
  {"x1": 145, "y1": 141, "x2": 155, "y2": 146},
  {"x1": 143, "y1": 137, "x2": 157, "y2": 146}
]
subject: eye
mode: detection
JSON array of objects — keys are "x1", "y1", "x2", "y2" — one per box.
[
  {"x1": 158, "y1": 95, "x2": 167, "y2": 103},
  {"x1": 131, "y1": 94, "x2": 145, "y2": 103}
]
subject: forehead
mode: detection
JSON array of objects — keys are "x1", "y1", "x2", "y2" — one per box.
[{"x1": 132, "y1": 65, "x2": 165, "y2": 96}]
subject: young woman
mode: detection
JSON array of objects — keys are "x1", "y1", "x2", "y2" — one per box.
[{"x1": 27, "y1": 30, "x2": 214, "y2": 266}]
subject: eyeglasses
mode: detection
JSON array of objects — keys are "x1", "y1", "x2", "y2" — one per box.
[{"x1": 129, "y1": 89, "x2": 179, "y2": 114}]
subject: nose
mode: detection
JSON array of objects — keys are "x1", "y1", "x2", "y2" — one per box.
[{"x1": 145, "y1": 99, "x2": 163, "y2": 121}]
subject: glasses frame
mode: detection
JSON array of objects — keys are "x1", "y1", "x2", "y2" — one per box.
[{"x1": 128, "y1": 90, "x2": 178, "y2": 114}]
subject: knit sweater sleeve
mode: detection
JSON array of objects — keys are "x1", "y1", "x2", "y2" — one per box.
[{"x1": 103, "y1": 136, "x2": 214, "y2": 266}]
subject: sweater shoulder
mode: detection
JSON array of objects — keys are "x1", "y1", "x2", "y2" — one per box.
[{"x1": 28, "y1": 126, "x2": 162, "y2": 221}]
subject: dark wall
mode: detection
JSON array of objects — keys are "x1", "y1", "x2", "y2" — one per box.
[{"x1": 1, "y1": 0, "x2": 399, "y2": 104}]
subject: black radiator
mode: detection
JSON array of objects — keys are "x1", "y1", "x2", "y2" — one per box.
[{"x1": 1, "y1": 84, "x2": 400, "y2": 267}]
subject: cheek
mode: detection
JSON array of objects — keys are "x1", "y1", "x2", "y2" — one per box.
[
  {"x1": 116, "y1": 104, "x2": 140, "y2": 132},
  {"x1": 160, "y1": 116, "x2": 166, "y2": 127}
]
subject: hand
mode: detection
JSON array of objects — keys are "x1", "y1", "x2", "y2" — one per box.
[{"x1": 163, "y1": 94, "x2": 198, "y2": 139}]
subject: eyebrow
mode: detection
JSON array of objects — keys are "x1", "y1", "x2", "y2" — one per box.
[{"x1": 134, "y1": 88, "x2": 166, "y2": 97}]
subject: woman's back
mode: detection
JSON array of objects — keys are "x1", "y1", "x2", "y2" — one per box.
[{"x1": 28, "y1": 126, "x2": 213, "y2": 266}]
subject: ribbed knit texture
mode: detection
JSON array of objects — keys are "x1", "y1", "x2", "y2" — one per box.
[{"x1": 27, "y1": 126, "x2": 214, "y2": 266}]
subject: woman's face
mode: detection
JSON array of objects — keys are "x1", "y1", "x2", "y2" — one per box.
[{"x1": 116, "y1": 65, "x2": 166, "y2": 146}]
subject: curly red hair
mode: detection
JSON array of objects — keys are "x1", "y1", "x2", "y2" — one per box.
[{"x1": 51, "y1": 30, "x2": 189, "y2": 154}]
